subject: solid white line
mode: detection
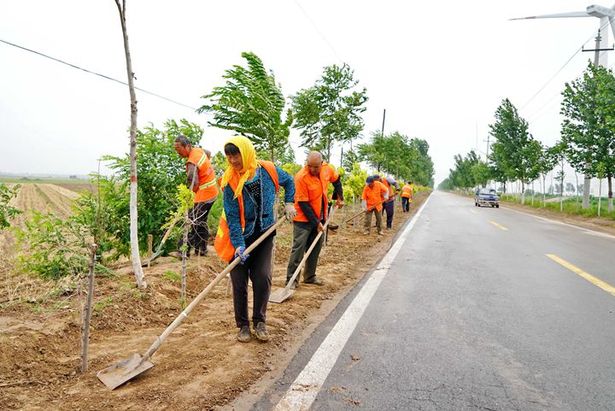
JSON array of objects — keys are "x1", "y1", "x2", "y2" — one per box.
[
  {"x1": 274, "y1": 195, "x2": 432, "y2": 411},
  {"x1": 504, "y1": 206, "x2": 615, "y2": 240}
]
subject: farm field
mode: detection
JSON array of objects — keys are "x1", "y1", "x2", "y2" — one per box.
[{"x1": 0, "y1": 186, "x2": 429, "y2": 410}]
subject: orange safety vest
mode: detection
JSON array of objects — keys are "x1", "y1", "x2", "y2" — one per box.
[
  {"x1": 214, "y1": 161, "x2": 279, "y2": 263},
  {"x1": 188, "y1": 147, "x2": 218, "y2": 203},
  {"x1": 362, "y1": 181, "x2": 388, "y2": 212},
  {"x1": 401, "y1": 184, "x2": 413, "y2": 199},
  {"x1": 293, "y1": 163, "x2": 338, "y2": 223}
]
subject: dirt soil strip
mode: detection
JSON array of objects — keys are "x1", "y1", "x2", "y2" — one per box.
[{"x1": 0, "y1": 193, "x2": 429, "y2": 410}]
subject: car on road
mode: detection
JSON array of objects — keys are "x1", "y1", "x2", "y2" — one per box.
[{"x1": 475, "y1": 188, "x2": 499, "y2": 208}]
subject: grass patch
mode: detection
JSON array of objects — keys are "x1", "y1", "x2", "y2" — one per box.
[
  {"x1": 93, "y1": 296, "x2": 114, "y2": 312},
  {"x1": 163, "y1": 270, "x2": 181, "y2": 283}
]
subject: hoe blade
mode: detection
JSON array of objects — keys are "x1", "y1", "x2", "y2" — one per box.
[
  {"x1": 97, "y1": 353, "x2": 154, "y2": 390},
  {"x1": 269, "y1": 287, "x2": 294, "y2": 304}
]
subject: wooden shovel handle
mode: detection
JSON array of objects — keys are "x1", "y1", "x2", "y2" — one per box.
[{"x1": 140, "y1": 217, "x2": 286, "y2": 363}]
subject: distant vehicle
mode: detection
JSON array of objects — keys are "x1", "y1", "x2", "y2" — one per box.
[{"x1": 475, "y1": 188, "x2": 499, "y2": 208}]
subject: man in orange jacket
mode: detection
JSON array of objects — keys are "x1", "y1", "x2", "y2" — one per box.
[
  {"x1": 286, "y1": 151, "x2": 344, "y2": 287},
  {"x1": 362, "y1": 175, "x2": 388, "y2": 236},
  {"x1": 174, "y1": 135, "x2": 218, "y2": 256}
]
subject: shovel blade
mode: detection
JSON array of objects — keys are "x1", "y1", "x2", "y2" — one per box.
[
  {"x1": 269, "y1": 287, "x2": 294, "y2": 304},
  {"x1": 96, "y1": 353, "x2": 154, "y2": 390}
]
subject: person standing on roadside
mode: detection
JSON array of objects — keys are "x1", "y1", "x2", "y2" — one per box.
[
  {"x1": 173, "y1": 135, "x2": 218, "y2": 256},
  {"x1": 362, "y1": 176, "x2": 388, "y2": 236},
  {"x1": 215, "y1": 136, "x2": 296, "y2": 343},
  {"x1": 286, "y1": 151, "x2": 344, "y2": 287},
  {"x1": 401, "y1": 181, "x2": 414, "y2": 212},
  {"x1": 379, "y1": 176, "x2": 398, "y2": 229}
]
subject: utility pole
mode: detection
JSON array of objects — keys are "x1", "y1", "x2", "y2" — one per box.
[
  {"x1": 381, "y1": 109, "x2": 386, "y2": 138},
  {"x1": 484, "y1": 135, "x2": 491, "y2": 162},
  {"x1": 580, "y1": 29, "x2": 614, "y2": 209}
]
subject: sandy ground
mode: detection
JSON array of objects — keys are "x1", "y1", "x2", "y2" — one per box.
[{"x1": 0, "y1": 192, "x2": 429, "y2": 410}]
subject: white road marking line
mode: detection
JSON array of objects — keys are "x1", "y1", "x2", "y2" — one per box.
[{"x1": 274, "y1": 195, "x2": 431, "y2": 411}]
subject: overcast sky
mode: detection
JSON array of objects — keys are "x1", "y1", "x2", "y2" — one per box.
[{"x1": 1, "y1": 0, "x2": 612, "y2": 185}]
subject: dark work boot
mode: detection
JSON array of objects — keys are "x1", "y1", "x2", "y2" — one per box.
[
  {"x1": 237, "y1": 325, "x2": 251, "y2": 343},
  {"x1": 254, "y1": 322, "x2": 269, "y2": 342}
]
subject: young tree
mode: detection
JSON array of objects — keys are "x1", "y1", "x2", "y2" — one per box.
[
  {"x1": 0, "y1": 183, "x2": 21, "y2": 229},
  {"x1": 489, "y1": 98, "x2": 541, "y2": 204},
  {"x1": 198, "y1": 52, "x2": 292, "y2": 162},
  {"x1": 536, "y1": 143, "x2": 558, "y2": 207},
  {"x1": 114, "y1": 0, "x2": 145, "y2": 288},
  {"x1": 561, "y1": 63, "x2": 615, "y2": 211},
  {"x1": 292, "y1": 63, "x2": 368, "y2": 161}
]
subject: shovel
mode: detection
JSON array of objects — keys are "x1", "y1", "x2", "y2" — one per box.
[
  {"x1": 269, "y1": 207, "x2": 336, "y2": 304},
  {"x1": 141, "y1": 214, "x2": 182, "y2": 267},
  {"x1": 97, "y1": 218, "x2": 286, "y2": 390}
]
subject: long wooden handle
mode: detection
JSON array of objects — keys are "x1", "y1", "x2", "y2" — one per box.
[
  {"x1": 140, "y1": 217, "x2": 286, "y2": 363},
  {"x1": 284, "y1": 207, "x2": 336, "y2": 290},
  {"x1": 343, "y1": 209, "x2": 365, "y2": 223}
]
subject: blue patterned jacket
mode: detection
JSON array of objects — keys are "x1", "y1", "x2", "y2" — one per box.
[{"x1": 223, "y1": 165, "x2": 294, "y2": 249}]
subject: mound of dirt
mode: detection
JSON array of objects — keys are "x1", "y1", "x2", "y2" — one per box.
[{"x1": 0, "y1": 193, "x2": 429, "y2": 410}]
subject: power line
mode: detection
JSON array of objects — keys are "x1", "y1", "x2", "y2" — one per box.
[
  {"x1": 0, "y1": 38, "x2": 197, "y2": 111},
  {"x1": 520, "y1": 18, "x2": 613, "y2": 112},
  {"x1": 292, "y1": 0, "x2": 343, "y2": 62}
]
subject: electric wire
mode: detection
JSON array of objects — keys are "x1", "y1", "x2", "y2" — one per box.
[
  {"x1": 0, "y1": 38, "x2": 197, "y2": 111},
  {"x1": 520, "y1": 17, "x2": 614, "y2": 113}
]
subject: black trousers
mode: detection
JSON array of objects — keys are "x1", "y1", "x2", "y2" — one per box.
[
  {"x1": 230, "y1": 234, "x2": 274, "y2": 328},
  {"x1": 383, "y1": 200, "x2": 395, "y2": 228},
  {"x1": 286, "y1": 222, "x2": 323, "y2": 284},
  {"x1": 181, "y1": 201, "x2": 213, "y2": 255},
  {"x1": 402, "y1": 197, "x2": 410, "y2": 212}
]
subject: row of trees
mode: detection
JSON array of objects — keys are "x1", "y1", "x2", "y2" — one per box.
[
  {"x1": 357, "y1": 131, "x2": 434, "y2": 187},
  {"x1": 440, "y1": 62, "x2": 615, "y2": 212},
  {"x1": 198, "y1": 52, "x2": 368, "y2": 165}
]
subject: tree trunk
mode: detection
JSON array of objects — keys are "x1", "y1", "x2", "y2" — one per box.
[
  {"x1": 560, "y1": 161, "x2": 564, "y2": 212},
  {"x1": 270, "y1": 145, "x2": 275, "y2": 163},
  {"x1": 598, "y1": 178, "x2": 603, "y2": 216},
  {"x1": 582, "y1": 172, "x2": 591, "y2": 209},
  {"x1": 542, "y1": 175, "x2": 546, "y2": 208},
  {"x1": 531, "y1": 181, "x2": 534, "y2": 206},
  {"x1": 608, "y1": 174, "x2": 613, "y2": 213},
  {"x1": 521, "y1": 181, "x2": 525, "y2": 205},
  {"x1": 115, "y1": 0, "x2": 145, "y2": 288},
  {"x1": 574, "y1": 172, "x2": 580, "y2": 210}
]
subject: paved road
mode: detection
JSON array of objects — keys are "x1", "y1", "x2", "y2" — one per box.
[{"x1": 254, "y1": 191, "x2": 615, "y2": 410}]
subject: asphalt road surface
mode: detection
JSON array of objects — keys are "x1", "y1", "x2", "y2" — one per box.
[{"x1": 254, "y1": 191, "x2": 615, "y2": 410}]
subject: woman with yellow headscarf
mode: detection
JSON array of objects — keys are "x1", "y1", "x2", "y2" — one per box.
[{"x1": 219, "y1": 136, "x2": 296, "y2": 343}]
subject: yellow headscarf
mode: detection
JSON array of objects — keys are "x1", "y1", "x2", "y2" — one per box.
[{"x1": 220, "y1": 135, "x2": 258, "y2": 198}]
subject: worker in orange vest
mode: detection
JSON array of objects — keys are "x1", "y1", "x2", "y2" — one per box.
[
  {"x1": 362, "y1": 176, "x2": 388, "y2": 236},
  {"x1": 379, "y1": 176, "x2": 398, "y2": 229},
  {"x1": 286, "y1": 151, "x2": 344, "y2": 287},
  {"x1": 217, "y1": 136, "x2": 295, "y2": 343},
  {"x1": 401, "y1": 181, "x2": 414, "y2": 212},
  {"x1": 174, "y1": 135, "x2": 218, "y2": 257}
]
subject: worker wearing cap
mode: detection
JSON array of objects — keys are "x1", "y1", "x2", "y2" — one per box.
[
  {"x1": 362, "y1": 176, "x2": 388, "y2": 236},
  {"x1": 380, "y1": 176, "x2": 398, "y2": 229},
  {"x1": 286, "y1": 151, "x2": 344, "y2": 287},
  {"x1": 174, "y1": 135, "x2": 218, "y2": 256}
]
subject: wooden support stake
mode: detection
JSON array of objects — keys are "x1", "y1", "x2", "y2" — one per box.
[
  {"x1": 80, "y1": 244, "x2": 98, "y2": 373},
  {"x1": 146, "y1": 234, "x2": 153, "y2": 268}
]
